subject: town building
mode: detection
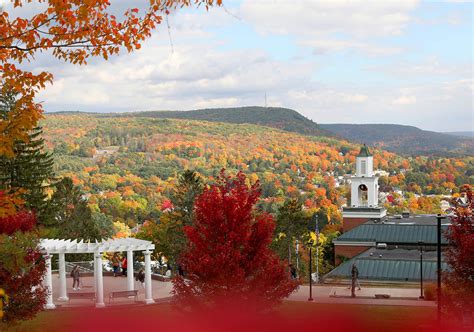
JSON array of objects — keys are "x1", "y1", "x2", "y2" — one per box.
[{"x1": 327, "y1": 145, "x2": 450, "y2": 283}]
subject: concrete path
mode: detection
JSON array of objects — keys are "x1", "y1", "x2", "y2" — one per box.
[{"x1": 288, "y1": 285, "x2": 435, "y2": 307}]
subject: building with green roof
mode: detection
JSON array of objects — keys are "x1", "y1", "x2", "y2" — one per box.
[{"x1": 325, "y1": 248, "x2": 449, "y2": 283}]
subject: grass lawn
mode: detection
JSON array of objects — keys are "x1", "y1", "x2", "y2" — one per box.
[{"x1": 4, "y1": 301, "x2": 442, "y2": 332}]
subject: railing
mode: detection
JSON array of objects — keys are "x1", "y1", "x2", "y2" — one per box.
[{"x1": 66, "y1": 261, "x2": 94, "y2": 273}]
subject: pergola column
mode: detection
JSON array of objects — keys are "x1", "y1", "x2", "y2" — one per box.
[
  {"x1": 44, "y1": 254, "x2": 56, "y2": 309},
  {"x1": 143, "y1": 250, "x2": 155, "y2": 304},
  {"x1": 57, "y1": 253, "x2": 68, "y2": 301},
  {"x1": 94, "y1": 253, "x2": 105, "y2": 308},
  {"x1": 127, "y1": 250, "x2": 134, "y2": 291}
]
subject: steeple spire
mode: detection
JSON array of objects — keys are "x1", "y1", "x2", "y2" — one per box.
[{"x1": 358, "y1": 144, "x2": 371, "y2": 157}]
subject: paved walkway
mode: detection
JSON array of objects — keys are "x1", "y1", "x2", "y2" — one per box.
[
  {"x1": 50, "y1": 275, "x2": 435, "y2": 308},
  {"x1": 288, "y1": 285, "x2": 435, "y2": 307}
]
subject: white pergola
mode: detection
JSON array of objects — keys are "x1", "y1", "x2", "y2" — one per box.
[{"x1": 40, "y1": 237, "x2": 156, "y2": 309}]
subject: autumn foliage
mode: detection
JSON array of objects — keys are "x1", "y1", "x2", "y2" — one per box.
[
  {"x1": 443, "y1": 185, "x2": 474, "y2": 314},
  {"x1": 0, "y1": 210, "x2": 36, "y2": 234},
  {"x1": 173, "y1": 171, "x2": 298, "y2": 310},
  {"x1": 0, "y1": 211, "x2": 47, "y2": 324},
  {"x1": 0, "y1": 0, "x2": 222, "y2": 220}
]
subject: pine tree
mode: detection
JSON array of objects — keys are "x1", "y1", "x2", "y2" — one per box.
[
  {"x1": 0, "y1": 92, "x2": 54, "y2": 225},
  {"x1": 50, "y1": 177, "x2": 110, "y2": 241},
  {"x1": 171, "y1": 169, "x2": 204, "y2": 227},
  {"x1": 272, "y1": 198, "x2": 309, "y2": 263},
  {"x1": 141, "y1": 170, "x2": 204, "y2": 265}
]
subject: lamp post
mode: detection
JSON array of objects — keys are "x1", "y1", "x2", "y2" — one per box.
[
  {"x1": 436, "y1": 214, "x2": 446, "y2": 325},
  {"x1": 295, "y1": 240, "x2": 299, "y2": 272},
  {"x1": 418, "y1": 241, "x2": 424, "y2": 299},
  {"x1": 307, "y1": 239, "x2": 313, "y2": 301},
  {"x1": 307, "y1": 214, "x2": 318, "y2": 302}
]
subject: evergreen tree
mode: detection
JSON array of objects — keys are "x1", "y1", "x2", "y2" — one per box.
[
  {"x1": 139, "y1": 170, "x2": 203, "y2": 265},
  {"x1": 272, "y1": 198, "x2": 309, "y2": 263},
  {"x1": 0, "y1": 92, "x2": 54, "y2": 225},
  {"x1": 171, "y1": 169, "x2": 204, "y2": 227},
  {"x1": 50, "y1": 177, "x2": 111, "y2": 241}
]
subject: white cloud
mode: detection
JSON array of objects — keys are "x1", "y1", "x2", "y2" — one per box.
[
  {"x1": 303, "y1": 39, "x2": 403, "y2": 56},
  {"x1": 370, "y1": 56, "x2": 472, "y2": 76},
  {"x1": 22, "y1": 0, "x2": 470, "y2": 132},
  {"x1": 392, "y1": 95, "x2": 417, "y2": 105},
  {"x1": 240, "y1": 0, "x2": 419, "y2": 38}
]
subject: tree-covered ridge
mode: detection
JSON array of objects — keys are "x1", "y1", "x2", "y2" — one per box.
[
  {"x1": 320, "y1": 123, "x2": 474, "y2": 157},
  {"x1": 102, "y1": 106, "x2": 331, "y2": 138},
  {"x1": 41, "y1": 113, "x2": 473, "y2": 230}
]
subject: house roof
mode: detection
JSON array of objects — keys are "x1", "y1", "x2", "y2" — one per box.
[
  {"x1": 334, "y1": 220, "x2": 450, "y2": 245},
  {"x1": 325, "y1": 248, "x2": 449, "y2": 282}
]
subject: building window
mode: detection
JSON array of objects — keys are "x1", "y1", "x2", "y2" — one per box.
[{"x1": 360, "y1": 160, "x2": 367, "y2": 175}]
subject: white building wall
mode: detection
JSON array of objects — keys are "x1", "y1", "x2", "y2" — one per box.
[{"x1": 356, "y1": 156, "x2": 374, "y2": 177}]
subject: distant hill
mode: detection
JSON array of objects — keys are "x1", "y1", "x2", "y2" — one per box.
[
  {"x1": 320, "y1": 124, "x2": 474, "y2": 156},
  {"x1": 443, "y1": 131, "x2": 474, "y2": 139},
  {"x1": 111, "y1": 106, "x2": 331, "y2": 137},
  {"x1": 92, "y1": 106, "x2": 472, "y2": 156}
]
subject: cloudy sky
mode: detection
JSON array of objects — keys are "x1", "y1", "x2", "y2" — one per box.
[{"x1": 4, "y1": 0, "x2": 473, "y2": 131}]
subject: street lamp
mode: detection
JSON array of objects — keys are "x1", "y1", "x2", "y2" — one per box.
[
  {"x1": 418, "y1": 241, "x2": 424, "y2": 299},
  {"x1": 307, "y1": 237, "x2": 314, "y2": 302},
  {"x1": 307, "y1": 214, "x2": 318, "y2": 302},
  {"x1": 436, "y1": 214, "x2": 446, "y2": 325},
  {"x1": 295, "y1": 240, "x2": 299, "y2": 272}
]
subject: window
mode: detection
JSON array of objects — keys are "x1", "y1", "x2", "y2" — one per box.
[{"x1": 360, "y1": 160, "x2": 367, "y2": 175}]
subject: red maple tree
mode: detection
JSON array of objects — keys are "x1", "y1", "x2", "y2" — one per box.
[
  {"x1": 172, "y1": 170, "x2": 298, "y2": 310},
  {"x1": 443, "y1": 185, "x2": 473, "y2": 314},
  {"x1": 0, "y1": 211, "x2": 46, "y2": 324}
]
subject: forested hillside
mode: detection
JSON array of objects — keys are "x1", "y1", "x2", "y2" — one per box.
[
  {"x1": 320, "y1": 124, "x2": 473, "y2": 156},
  {"x1": 98, "y1": 106, "x2": 472, "y2": 156},
  {"x1": 108, "y1": 106, "x2": 330, "y2": 137},
  {"x1": 41, "y1": 113, "x2": 473, "y2": 233}
]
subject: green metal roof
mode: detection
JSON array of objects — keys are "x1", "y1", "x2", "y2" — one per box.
[
  {"x1": 358, "y1": 144, "x2": 372, "y2": 157},
  {"x1": 334, "y1": 223, "x2": 449, "y2": 245},
  {"x1": 325, "y1": 249, "x2": 449, "y2": 282}
]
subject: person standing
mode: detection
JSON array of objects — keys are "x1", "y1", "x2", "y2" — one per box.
[
  {"x1": 71, "y1": 266, "x2": 81, "y2": 290},
  {"x1": 135, "y1": 268, "x2": 145, "y2": 289},
  {"x1": 177, "y1": 264, "x2": 184, "y2": 277},
  {"x1": 121, "y1": 256, "x2": 128, "y2": 277},
  {"x1": 165, "y1": 263, "x2": 172, "y2": 278},
  {"x1": 112, "y1": 253, "x2": 120, "y2": 277},
  {"x1": 289, "y1": 264, "x2": 297, "y2": 280}
]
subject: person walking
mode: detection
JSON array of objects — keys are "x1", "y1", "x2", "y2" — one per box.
[
  {"x1": 350, "y1": 263, "x2": 361, "y2": 297},
  {"x1": 112, "y1": 253, "x2": 120, "y2": 277},
  {"x1": 121, "y1": 256, "x2": 128, "y2": 277},
  {"x1": 165, "y1": 263, "x2": 172, "y2": 278},
  {"x1": 71, "y1": 265, "x2": 81, "y2": 291},
  {"x1": 135, "y1": 268, "x2": 145, "y2": 289},
  {"x1": 352, "y1": 263, "x2": 361, "y2": 290}
]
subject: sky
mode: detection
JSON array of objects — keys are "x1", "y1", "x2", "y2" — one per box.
[{"x1": 3, "y1": 0, "x2": 473, "y2": 132}]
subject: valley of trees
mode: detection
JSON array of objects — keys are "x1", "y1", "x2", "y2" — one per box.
[{"x1": 39, "y1": 113, "x2": 473, "y2": 238}]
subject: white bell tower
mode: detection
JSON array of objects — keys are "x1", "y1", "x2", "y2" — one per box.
[
  {"x1": 351, "y1": 145, "x2": 378, "y2": 207},
  {"x1": 343, "y1": 145, "x2": 386, "y2": 232}
]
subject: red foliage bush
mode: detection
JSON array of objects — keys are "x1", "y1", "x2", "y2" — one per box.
[
  {"x1": 173, "y1": 170, "x2": 298, "y2": 311},
  {"x1": 0, "y1": 211, "x2": 47, "y2": 325},
  {"x1": 0, "y1": 210, "x2": 36, "y2": 235},
  {"x1": 443, "y1": 185, "x2": 474, "y2": 314}
]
